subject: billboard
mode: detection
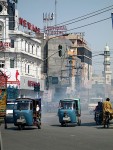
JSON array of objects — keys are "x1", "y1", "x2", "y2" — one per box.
[
  {"x1": 0, "y1": 68, "x2": 20, "y2": 87},
  {"x1": 0, "y1": 68, "x2": 20, "y2": 100},
  {"x1": 0, "y1": 71, "x2": 7, "y2": 122},
  {"x1": 44, "y1": 25, "x2": 67, "y2": 36}
]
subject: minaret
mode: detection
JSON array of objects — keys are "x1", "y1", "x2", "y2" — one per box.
[{"x1": 104, "y1": 44, "x2": 112, "y2": 85}]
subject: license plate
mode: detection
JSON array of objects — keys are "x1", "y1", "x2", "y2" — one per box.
[
  {"x1": 63, "y1": 117, "x2": 70, "y2": 121},
  {"x1": 17, "y1": 118, "x2": 25, "y2": 123}
]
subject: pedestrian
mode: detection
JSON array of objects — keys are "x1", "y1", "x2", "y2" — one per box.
[{"x1": 103, "y1": 98, "x2": 113, "y2": 123}]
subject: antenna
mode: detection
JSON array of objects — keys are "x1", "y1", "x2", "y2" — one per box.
[{"x1": 55, "y1": 0, "x2": 57, "y2": 26}]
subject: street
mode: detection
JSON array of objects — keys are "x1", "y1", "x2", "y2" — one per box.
[{"x1": 1, "y1": 110, "x2": 113, "y2": 150}]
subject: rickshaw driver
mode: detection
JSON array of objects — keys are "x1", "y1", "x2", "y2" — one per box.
[
  {"x1": 36, "y1": 104, "x2": 41, "y2": 122},
  {"x1": 103, "y1": 98, "x2": 113, "y2": 122},
  {"x1": 36, "y1": 104, "x2": 40, "y2": 112}
]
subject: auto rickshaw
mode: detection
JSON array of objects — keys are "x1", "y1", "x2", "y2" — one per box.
[
  {"x1": 58, "y1": 98, "x2": 81, "y2": 126},
  {"x1": 13, "y1": 98, "x2": 41, "y2": 130}
]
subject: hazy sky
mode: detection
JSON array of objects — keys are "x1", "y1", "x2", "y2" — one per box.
[{"x1": 17, "y1": 0, "x2": 113, "y2": 75}]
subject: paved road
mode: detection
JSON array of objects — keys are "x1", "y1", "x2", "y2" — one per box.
[{"x1": 1, "y1": 110, "x2": 113, "y2": 150}]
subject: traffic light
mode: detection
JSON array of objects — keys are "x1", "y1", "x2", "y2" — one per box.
[
  {"x1": 58, "y1": 44, "x2": 62, "y2": 57},
  {"x1": 34, "y1": 82, "x2": 40, "y2": 92}
]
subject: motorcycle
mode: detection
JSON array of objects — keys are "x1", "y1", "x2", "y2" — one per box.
[{"x1": 94, "y1": 111, "x2": 103, "y2": 125}]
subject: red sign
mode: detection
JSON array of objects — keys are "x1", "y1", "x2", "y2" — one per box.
[
  {"x1": 0, "y1": 42, "x2": 11, "y2": 51},
  {"x1": 19, "y1": 17, "x2": 40, "y2": 33},
  {"x1": 28, "y1": 80, "x2": 37, "y2": 87},
  {"x1": 28, "y1": 81, "x2": 40, "y2": 87},
  {"x1": 0, "y1": 42, "x2": 11, "y2": 47}
]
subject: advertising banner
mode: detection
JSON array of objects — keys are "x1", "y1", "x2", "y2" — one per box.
[
  {"x1": 0, "y1": 68, "x2": 20, "y2": 87},
  {"x1": 0, "y1": 71, "x2": 7, "y2": 123},
  {"x1": 0, "y1": 68, "x2": 20, "y2": 100}
]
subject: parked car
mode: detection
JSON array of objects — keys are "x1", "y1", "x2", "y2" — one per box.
[{"x1": 5, "y1": 102, "x2": 16, "y2": 123}]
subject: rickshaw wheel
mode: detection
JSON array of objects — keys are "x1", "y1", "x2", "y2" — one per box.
[
  {"x1": 4, "y1": 124, "x2": 7, "y2": 129},
  {"x1": 37, "y1": 124, "x2": 41, "y2": 129},
  {"x1": 65, "y1": 122, "x2": 68, "y2": 127},
  {"x1": 77, "y1": 118, "x2": 81, "y2": 126},
  {"x1": 4, "y1": 117, "x2": 7, "y2": 129},
  {"x1": 61, "y1": 123, "x2": 64, "y2": 127},
  {"x1": 18, "y1": 125, "x2": 22, "y2": 130}
]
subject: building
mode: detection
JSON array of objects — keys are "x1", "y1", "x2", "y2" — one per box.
[
  {"x1": 44, "y1": 33, "x2": 92, "y2": 101},
  {"x1": 0, "y1": 0, "x2": 44, "y2": 99},
  {"x1": 65, "y1": 33, "x2": 92, "y2": 89}
]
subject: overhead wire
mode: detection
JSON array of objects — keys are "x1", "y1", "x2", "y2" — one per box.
[
  {"x1": 41, "y1": 4, "x2": 113, "y2": 32},
  {"x1": 56, "y1": 7, "x2": 113, "y2": 27},
  {"x1": 67, "y1": 17, "x2": 111, "y2": 32},
  {"x1": 42, "y1": 16, "x2": 112, "y2": 62},
  {"x1": 55, "y1": 4, "x2": 113, "y2": 26},
  {"x1": 40, "y1": 5, "x2": 113, "y2": 61},
  {"x1": 3, "y1": 4, "x2": 113, "y2": 65}
]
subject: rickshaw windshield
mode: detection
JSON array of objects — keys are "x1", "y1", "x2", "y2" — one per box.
[
  {"x1": 60, "y1": 101, "x2": 73, "y2": 109},
  {"x1": 17, "y1": 102, "x2": 30, "y2": 110}
]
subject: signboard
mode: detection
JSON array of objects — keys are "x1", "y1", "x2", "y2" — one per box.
[
  {"x1": 19, "y1": 17, "x2": 40, "y2": 33},
  {"x1": 0, "y1": 71, "x2": 7, "y2": 122},
  {"x1": 0, "y1": 69, "x2": 20, "y2": 100},
  {"x1": 0, "y1": 68, "x2": 20, "y2": 87},
  {"x1": 43, "y1": 12, "x2": 54, "y2": 21},
  {"x1": 44, "y1": 25, "x2": 67, "y2": 36}
]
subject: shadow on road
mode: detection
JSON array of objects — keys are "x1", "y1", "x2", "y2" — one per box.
[
  {"x1": 80, "y1": 122, "x2": 96, "y2": 126},
  {"x1": 96, "y1": 125, "x2": 113, "y2": 129},
  {"x1": 50, "y1": 122, "x2": 96, "y2": 127},
  {"x1": 3, "y1": 125, "x2": 40, "y2": 131}
]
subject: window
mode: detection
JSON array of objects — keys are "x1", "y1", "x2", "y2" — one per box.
[
  {"x1": 11, "y1": 39, "x2": 14, "y2": 48},
  {"x1": 0, "y1": 61, "x2": 5, "y2": 68},
  {"x1": 25, "y1": 41, "x2": 27, "y2": 51},
  {"x1": 10, "y1": 59, "x2": 14, "y2": 68},
  {"x1": 25, "y1": 64, "x2": 26, "y2": 73},
  {"x1": 7, "y1": 103, "x2": 15, "y2": 110},
  {"x1": 36, "y1": 47, "x2": 38, "y2": 55},
  {"x1": 28, "y1": 65, "x2": 30, "y2": 74},
  {"x1": 17, "y1": 102, "x2": 29, "y2": 110},
  {"x1": 32, "y1": 45, "x2": 34, "y2": 54},
  {"x1": 28, "y1": 43, "x2": 30, "y2": 53}
]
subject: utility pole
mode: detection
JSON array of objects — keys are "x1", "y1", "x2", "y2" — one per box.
[{"x1": 67, "y1": 49, "x2": 77, "y2": 92}]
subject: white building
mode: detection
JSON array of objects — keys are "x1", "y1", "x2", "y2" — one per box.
[{"x1": 0, "y1": 0, "x2": 44, "y2": 99}]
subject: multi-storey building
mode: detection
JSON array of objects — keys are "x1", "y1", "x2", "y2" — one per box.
[
  {"x1": 44, "y1": 37, "x2": 74, "y2": 101},
  {"x1": 44, "y1": 33, "x2": 91, "y2": 101},
  {"x1": 65, "y1": 33, "x2": 92, "y2": 89},
  {"x1": 0, "y1": 0, "x2": 43, "y2": 99}
]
